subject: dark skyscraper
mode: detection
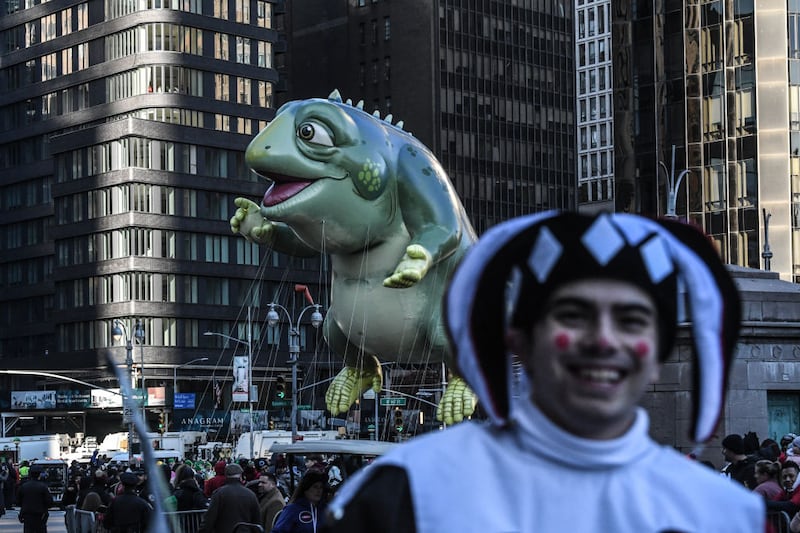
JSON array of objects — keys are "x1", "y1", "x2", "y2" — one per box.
[
  {"x1": 280, "y1": 0, "x2": 577, "y2": 234},
  {"x1": 0, "y1": 1, "x2": 329, "y2": 426}
]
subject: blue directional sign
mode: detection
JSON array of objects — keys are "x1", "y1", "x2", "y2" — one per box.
[{"x1": 174, "y1": 393, "x2": 196, "y2": 409}]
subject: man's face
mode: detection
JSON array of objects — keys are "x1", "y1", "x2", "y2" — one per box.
[
  {"x1": 258, "y1": 476, "x2": 275, "y2": 493},
  {"x1": 509, "y1": 279, "x2": 661, "y2": 440},
  {"x1": 783, "y1": 468, "x2": 798, "y2": 491}
]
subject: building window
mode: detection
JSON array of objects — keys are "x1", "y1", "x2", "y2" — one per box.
[
  {"x1": 215, "y1": 33, "x2": 229, "y2": 60},
  {"x1": 236, "y1": 36, "x2": 251, "y2": 64},
  {"x1": 235, "y1": 0, "x2": 250, "y2": 24}
]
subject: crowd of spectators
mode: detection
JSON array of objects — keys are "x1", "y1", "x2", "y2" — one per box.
[
  {"x1": 0, "y1": 449, "x2": 351, "y2": 532},
  {"x1": 718, "y1": 431, "x2": 800, "y2": 532}
]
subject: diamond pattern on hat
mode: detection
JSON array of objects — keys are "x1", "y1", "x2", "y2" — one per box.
[
  {"x1": 616, "y1": 217, "x2": 650, "y2": 246},
  {"x1": 640, "y1": 236, "x2": 674, "y2": 283},
  {"x1": 505, "y1": 266, "x2": 523, "y2": 323},
  {"x1": 581, "y1": 215, "x2": 624, "y2": 266},
  {"x1": 528, "y1": 227, "x2": 562, "y2": 282}
]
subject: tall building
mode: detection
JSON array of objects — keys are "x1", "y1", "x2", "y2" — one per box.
[
  {"x1": 0, "y1": 0, "x2": 576, "y2": 438},
  {"x1": 280, "y1": 0, "x2": 577, "y2": 235},
  {"x1": 613, "y1": 1, "x2": 797, "y2": 281},
  {"x1": 0, "y1": 0, "x2": 329, "y2": 436},
  {"x1": 575, "y1": 0, "x2": 614, "y2": 212}
]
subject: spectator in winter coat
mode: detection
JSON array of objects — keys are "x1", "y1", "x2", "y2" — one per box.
[
  {"x1": 103, "y1": 473, "x2": 152, "y2": 533},
  {"x1": 721, "y1": 434, "x2": 758, "y2": 489},
  {"x1": 0, "y1": 462, "x2": 8, "y2": 517},
  {"x1": 203, "y1": 460, "x2": 228, "y2": 497},
  {"x1": 272, "y1": 470, "x2": 327, "y2": 533},
  {"x1": 753, "y1": 460, "x2": 783, "y2": 501},
  {"x1": 174, "y1": 467, "x2": 208, "y2": 511},
  {"x1": 249, "y1": 472, "x2": 285, "y2": 530},
  {"x1": 17, "y1": 470, "x2": 53, "y2": 533},
  {"x1": 768, "y1": 461, "x2": 800, "y2": 517},
  {"x1": 200, "y1": 463, "x2": 260, "y2": 533},
  {"x1": 76, "y1": 470, "x2": 111, "y2": 509},
  {"x1": 2, "y1": 460, "x2": 16, "y2": 510}
]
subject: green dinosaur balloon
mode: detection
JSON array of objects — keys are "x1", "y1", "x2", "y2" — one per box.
[{"x1": 231, "y1": 90, "x2": 477, "y2": 424}]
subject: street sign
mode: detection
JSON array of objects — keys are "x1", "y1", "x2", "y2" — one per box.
[
  {"x1": 297, "y1": 404, "x2": 312, "y2": 410},
  {"x1": 122, "y1": 406, "x2": 134, "y2": 425},
  {"x1": 174, "y1": 393, "x2": 195, "y2": 409},
  {"x1": 380, "y1": 397, "x2": 407, "y2": 406},
  {"x1": 271, "y1": 400, "x2": 291, "y2": 407}
]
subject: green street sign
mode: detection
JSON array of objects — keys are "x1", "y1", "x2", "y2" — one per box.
[
  {"x1": 380, "y1": 397, "x2": 407, "y2": 406},
  {"x1": 297, "y1": 404, "x2": 312, "y2": 410},
  {"x1": 271, "y1": 400, "x2": 291, "y2": 407}
]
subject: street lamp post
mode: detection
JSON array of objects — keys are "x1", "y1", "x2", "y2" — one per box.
[
  {"x1": 173, "y1": 357, "x2": 210, "y2": 394},
  {"x1": 204, "y1": 309, "x2": 254, "y2": 457},
  {"x1": 657, "y1": 144, "x2": 691, "y2": 219},
  {"x1": 133, "y1": 320, "x2": 145, "y2": 424},
  {"x1": 267, "y1": 285, "x2": 324, "y2": 443},
  {"x1": 172, "y1": 357, "x2": 209, "y2": 431},
  {"x1": 112, "y1": 319, "x2": 139, "y2": 464}
]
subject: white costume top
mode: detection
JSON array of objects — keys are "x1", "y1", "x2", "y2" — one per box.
[{"x1": 332, "y1": 398, "x2": 764, "y2": 532}]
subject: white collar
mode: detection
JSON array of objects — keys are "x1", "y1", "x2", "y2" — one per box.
[{"x1": 510, "y1": 394, "x2": 655, "y2": 469}]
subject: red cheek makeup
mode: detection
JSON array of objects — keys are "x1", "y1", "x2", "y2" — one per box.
[
  {"x1": 634, "y1": 341, "x2": 650, "y2": 359},
  {"x1": 554, "y1": 333, "x2": 570, "y2": 351}
]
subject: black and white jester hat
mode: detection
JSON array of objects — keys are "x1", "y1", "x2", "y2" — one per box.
[{"x1": 444, "y1": 211, "x2": 741, "y2": 443}]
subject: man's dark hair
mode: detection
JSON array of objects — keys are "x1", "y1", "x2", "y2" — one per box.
[{"x1": 783, "y1": 461, "x2": 800, "y2": 474}]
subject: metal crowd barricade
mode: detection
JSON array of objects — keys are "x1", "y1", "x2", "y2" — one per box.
[
  {"x1": 165, "y1": 509, "x2": 207, "y2": 533},
  {"x1": 232, "y1": 522, "x2": 264, "y2": 533},
  {"x1": 768, "y1": 510, "x2": 792, "y2": 533},
  {"x1": 64, "y1": 505, "x2": 77, "y2": 533},
  {"x1": 74, "y1": 508, "x2": 98, "y2": 533}
]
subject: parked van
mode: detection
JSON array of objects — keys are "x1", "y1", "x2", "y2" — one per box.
[{"x1": 29, "y1": 459, "x2": 69, "y2": 508}]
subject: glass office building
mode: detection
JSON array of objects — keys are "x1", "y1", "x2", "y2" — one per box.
[
  {"x1": 0, "y1": 0, "x2": 329, "y2": 426},
  {"x1": 614, "y1": 1, "x2": 799, "y2": 281}
]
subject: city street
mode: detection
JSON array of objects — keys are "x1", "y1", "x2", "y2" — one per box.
[{"x1": 0, "y1": 508, "x2": 67, "y2": 533}]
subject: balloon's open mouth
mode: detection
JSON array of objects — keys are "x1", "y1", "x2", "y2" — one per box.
[{"x1": 262, "y1": 181, "x2": 313, "y2": 207}]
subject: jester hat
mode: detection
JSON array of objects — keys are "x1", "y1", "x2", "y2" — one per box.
[{"x1": 444, "y1": 211, "x2": 740, "y2": 443}]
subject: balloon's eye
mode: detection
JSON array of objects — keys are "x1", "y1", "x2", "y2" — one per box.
[{"x1": 297, "y1": 122, "x2": 333, "y2": 147}]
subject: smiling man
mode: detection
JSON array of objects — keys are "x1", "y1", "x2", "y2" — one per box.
[
  {"x1": 509, "y1": 278, "x2": 661, "y2": 442},
  {"x1": 324, "y1": 212, "x2": 764, "y2": 533}
]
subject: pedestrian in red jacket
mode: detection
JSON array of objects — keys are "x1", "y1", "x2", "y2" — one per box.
[{"x1": 204, "y1": 460, "x2": 228, "y2": 497}]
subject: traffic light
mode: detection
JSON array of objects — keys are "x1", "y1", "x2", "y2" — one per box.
[
  {"x1": 275, "y1": 376, "x2": 286, "y2": 399},
  {"x1": 393, "y1": 408, "x2": 404, "y2": 433},
  {"x1": 158, "y1": 412, "x2": 165, "y2": 433},
  {"x1": 268, "y1": 419, "x2": 275, "y2": 430}
]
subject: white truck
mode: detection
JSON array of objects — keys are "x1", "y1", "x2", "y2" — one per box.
[
  {"x1": 235, "y1": 430, "x2": 340, "y2": 459},
  {"x1": 0, "y1": 434, "x2": 64, "y2": 462},
  {"x1": 97, "y1": 430, "x2": 207, "y2": 458}
]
